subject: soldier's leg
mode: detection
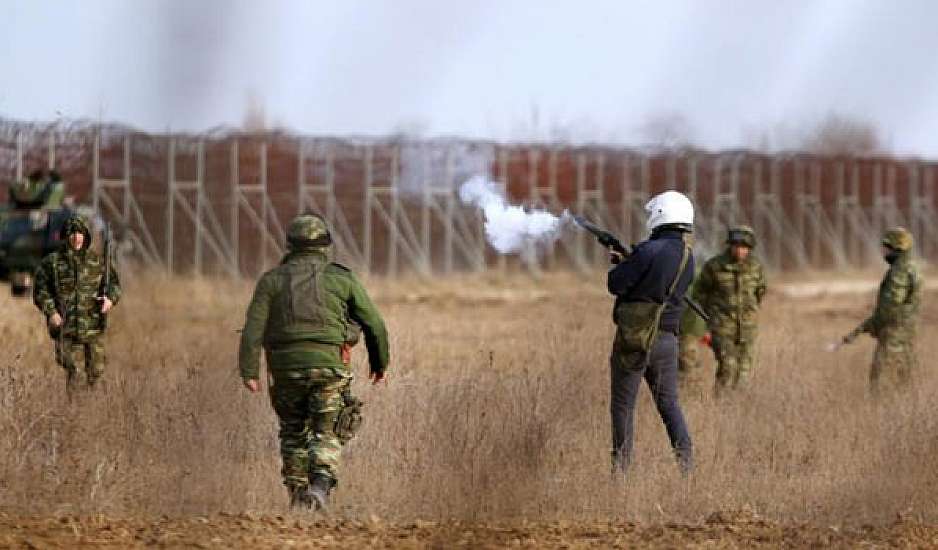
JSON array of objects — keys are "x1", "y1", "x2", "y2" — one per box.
[
  {"x1": 644, "y1": 333, "x2": 693, "y2": 473},
  {"x1": 270, "y1": 371, "x2": 315, "y2": 493},
  {"x1": 736, "y1": 338, "x2": 756, "y2": 388},
  {"x1": 869, "y1": 341, "x2": 885, "y2": 394},
  {"x1": 609, "y1": 334, "x2": 647, "y2": 473},
  {"x1": 677, "y1": 335, "x2": 699, "y2": 381},
  {"x1": 872, "y1": 337, "x2": 912, "y2": 391},
  {"x1": 712, "y1": 336, "x2": 738, "y2": 394},
  {"x1": 84, "y1": 339, "x2": 106, "y2": 387},
  {"x1": 307, "y1": 373, "x2": 351, "y2": 486},
  {"x1": 896, "y1": 339, "x2": 916, "y2": 386},
  {"x1": 55, "y1": 337, "x2": 82, "y2": 390}
]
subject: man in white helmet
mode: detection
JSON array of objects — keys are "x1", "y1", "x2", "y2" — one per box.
[{"x1": 607, "y1": 190, "x2": 695, "y2": 475}]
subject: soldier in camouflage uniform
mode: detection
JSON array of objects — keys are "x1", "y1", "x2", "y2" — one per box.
[
  {"x1": 33, "y1": 215, "x2": 121, "y2": 390},
  {"x1": 239, "y1": 214, "x2": 389, "y2": 511},
  {"x1": 840, "y1": 228, "x2": 921, "y2": 392},
  {"x1": 694, "y1": 226, "x2": 767, "y2": 392}
]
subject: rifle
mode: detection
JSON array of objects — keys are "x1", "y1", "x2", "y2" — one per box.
[
  {"x1": 99, "y1": 223, "x2": 112, "y2": 329},
  {"x1": 572, "y1": 215, "x2": 711, "y2": 324}
]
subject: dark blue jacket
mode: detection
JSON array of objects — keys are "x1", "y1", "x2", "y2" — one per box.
[{"x1": 607, "y1": 228, "x2": 694, "y2": 334}]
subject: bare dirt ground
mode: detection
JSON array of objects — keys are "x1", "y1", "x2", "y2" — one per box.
[
  {"x1": 2, "y1": 269, "x2": 937, "y2": 548},
  {"x1": 5, "y1": 511, "x2": 938, "y2": 548}
]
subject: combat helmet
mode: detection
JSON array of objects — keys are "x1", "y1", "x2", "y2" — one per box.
[
  {"x1": 286, "y1": 214, "x2": 331, "y2": 250},
  {"x1": 727, "y1": 225, "x2": 756, "y2": 248},
  {"x1": 882, "y1": 227, "x2": 913, "y2": 252}
]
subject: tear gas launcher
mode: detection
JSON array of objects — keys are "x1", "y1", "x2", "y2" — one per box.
[{"x1": 573, "y1": 215, "x2": 710, "y2": 324}]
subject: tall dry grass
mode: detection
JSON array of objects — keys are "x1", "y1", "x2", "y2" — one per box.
[{"x1": 1, "y1": 271, "x2": 936, "y2": 525}]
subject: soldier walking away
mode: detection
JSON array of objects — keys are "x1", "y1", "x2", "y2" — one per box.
[
  {"x1": 239, "y1": 214, "x2": 390, "y2": 512},
  {"x1": 693, "y1": 226, "x2": 767, "y2": 394},
  {"x1": 838, "y1": 228, "x2": 921, "y2": 393},
  {"x1": 608, "y1": 191, "x2": 696, "y2": 475},
  {"x1": 33, "y1": 215, "x2": 121, "y2": 391}
]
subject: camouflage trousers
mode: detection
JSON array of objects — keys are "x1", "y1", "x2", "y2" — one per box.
[
  {"x1": 870, "y1": 336, "x2": 917, "y2": 391},
  {"x1": 712, "y1": 333, "x2": 756, "y2": 392},
  {"x1": 270, "y1": 368, "x2": 351, "y2": 490},
  {"x1": 56, "y1": 337, "x2": 105, "y2": 389},
  {"x1": 678, "y1": 335, "x2": 702, "y2": 377}
]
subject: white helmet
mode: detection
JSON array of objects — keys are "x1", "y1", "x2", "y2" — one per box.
[{"x1": 645, "y1": 191, "x2": 694, "y2": 233}]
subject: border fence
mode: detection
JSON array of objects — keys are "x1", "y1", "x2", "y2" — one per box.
[{"x1": 2, "y1": 120, "x2": 936, "y2": 277}]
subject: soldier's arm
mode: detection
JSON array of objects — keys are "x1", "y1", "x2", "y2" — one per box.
[
  {"x1": 32, "y1": 256, "x2": 57, "y2": 317},
  {"x1": 755, "y1": 264, "x2": 768, "y2": 304},
  {"x1": 105, "y1": 260, "x2": 122, "y2": 305},
  {"x1": 238, "y1": 274, "x2": 275, "y2": 380},
  {"x1": 346, "y1": 275, "x2": 390, "y2": 375}
]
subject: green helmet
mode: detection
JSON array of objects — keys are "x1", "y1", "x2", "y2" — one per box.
[
  {"x1": 882, "y1": 227, "x2": 913, "y2": 252},
  {"x1": 727, "y1": 225, "x2": 756, "y2": 248},
  {"x1": 287, "y1": 214, "x2": 331, "y2": 250}
]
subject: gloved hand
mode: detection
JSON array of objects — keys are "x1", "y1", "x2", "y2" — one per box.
[{"x1": 699, "y1": 332, "x2": 712, "y2": 348}]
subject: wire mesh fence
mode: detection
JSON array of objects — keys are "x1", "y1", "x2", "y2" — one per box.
[{"x1": 2, "y1": 119, "x2": 936, "y2": 277}]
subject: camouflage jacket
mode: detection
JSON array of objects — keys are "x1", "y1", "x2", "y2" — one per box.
[
  {"x1": 693, "y1": 250, "x2": 767, "y2": 337},
  {"x1": 860, "y1": 252, "x2": 921, "y2": 339},
  {"x1": 238, "y1": 250, "x2": 389, "y2": 379},
  {"x1": 33, "y1": 235, "x2": 121, "y2": 342}
]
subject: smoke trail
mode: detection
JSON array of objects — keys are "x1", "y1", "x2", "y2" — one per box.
[{"x1": 458, "y1": 175, "x2": 569, "y2": 255}]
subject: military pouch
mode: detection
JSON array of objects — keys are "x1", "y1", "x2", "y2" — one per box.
[
  {"x1": 614, "y1": 301, "x2": 667, "y2": 354},
  {"x1": 334, "y1": 394, "x2": 363, "y2": 444}
]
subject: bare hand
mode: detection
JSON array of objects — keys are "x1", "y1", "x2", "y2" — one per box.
[
  {"x1": 99, "y1": 296, "x2": 113, "y2": 314},
  {"x1": 49, "y1": 313, "x2": 63, "y2": 328},
  {"x1": 340, "y1": 344, "x2": 353, "y2": 366},
  {"x1": 243, "y1": 378, "x2": 260, "y2": 393},
  {"x1": 609, "y1": 248, "x2": 625, "y2": 265},
  {"x1": 369, "y1": 371, "x2": 387, "y2": 385}
]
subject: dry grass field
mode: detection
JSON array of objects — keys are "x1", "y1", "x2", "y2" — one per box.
[{"x1": 1, "y1": 269, "x2": 938, "y2": 547}]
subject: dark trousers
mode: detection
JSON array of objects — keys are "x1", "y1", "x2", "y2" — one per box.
[{"x1": 610, "y1": 331, "x2": 693, "y2": 473}]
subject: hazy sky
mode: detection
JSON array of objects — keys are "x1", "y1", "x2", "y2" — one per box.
[{"x1": 2, "y1": 0, "x2": 937, "y2": 155}]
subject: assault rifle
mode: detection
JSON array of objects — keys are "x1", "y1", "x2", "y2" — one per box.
[
  {"x1": 99, "y1": 222, "x2": 112, "y2": 329},
  {"x1": 572, "y1": 215, "x2": 710, "y2": 324}
]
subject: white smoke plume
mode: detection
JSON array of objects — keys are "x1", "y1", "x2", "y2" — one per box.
[{"x1": 458, "y1": 175, "x2": 569, "y2": 255}]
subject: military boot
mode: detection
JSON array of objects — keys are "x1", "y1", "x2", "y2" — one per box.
[
  {"x1": 288, "y1": 485, "x2": 314, "y2": 511},
  {"x1": 308, "y1": 474, "x2": 334, "y2": 510}
]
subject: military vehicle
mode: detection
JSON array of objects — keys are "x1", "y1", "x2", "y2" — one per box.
[{"x1": 0, "y1": 170, "x2": 90, "y2": 296}]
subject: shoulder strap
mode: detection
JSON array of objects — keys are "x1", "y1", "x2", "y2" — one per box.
[{"x1": 664, "y1": 244, "x2": 691, "y2": 304}]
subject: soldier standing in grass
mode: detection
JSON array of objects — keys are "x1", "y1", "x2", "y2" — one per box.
[
  {"x1": 239, "y1": 214, "x2": 389, "y2": 511},
  {"x1": 839, "y1": 228, "x2": 921, "y2": 393},
  {"x1": 608, "y1": 191, "x2": 696, "y2": 475},
  {"x1": 33, "y1": 215, "x2": 121, "y2": 391},
  {"x1": 693, "y1": 226, "x2": 767, "y2": 393}
]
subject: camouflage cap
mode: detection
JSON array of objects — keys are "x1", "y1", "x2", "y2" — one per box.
[
  {"x1": 287, "y1": 214, "x2": 331, "y2": 249},
  {"x1": 727, "y1": 225, "x2": 756, "y2": 248},
  {"x1": 882, "y1": 227, "x2": 913, "y2": 252}
]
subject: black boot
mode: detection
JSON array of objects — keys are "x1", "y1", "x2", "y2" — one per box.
[
  {"x1": 288, "y1": 485, "x2": 314, "y2": 511},
  {"x1": 308, "y1": 474, "x2": 334, "y2": 510}
]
